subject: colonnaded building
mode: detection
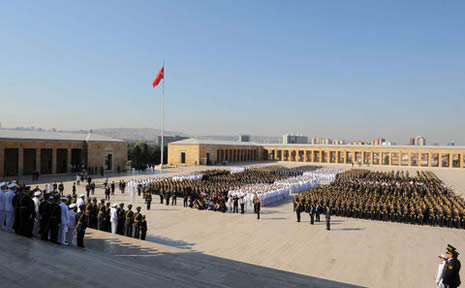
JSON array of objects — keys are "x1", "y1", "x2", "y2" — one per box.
[
  {"x1": 168, "y1": 138, "x2": 465, "y2": 169},
  {"x1": 0, "y1": 130, "x2": 128, "y2": 178}
]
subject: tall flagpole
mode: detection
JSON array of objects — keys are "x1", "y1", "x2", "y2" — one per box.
[{"x1": 160, "y1": 62, "x2": 165, "y2": 170}]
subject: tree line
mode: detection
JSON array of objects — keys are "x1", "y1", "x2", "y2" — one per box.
[{"x1": 128, "y1": 142, "x2": 167, "y2": 170}]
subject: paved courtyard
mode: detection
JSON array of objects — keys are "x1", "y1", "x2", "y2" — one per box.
[{"x1": 3, "y1": 162, "x2": 465, "y2": 287}]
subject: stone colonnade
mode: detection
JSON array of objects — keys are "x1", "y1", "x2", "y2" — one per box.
[
  {"x1": 263, "y1": 146, "x2": 465, "y2": 168},
  {"x1": 0, "y1": 141, "x2": 83, "y2": 177},
  {"x1": 216, "y1": 148, "x2": 259, "y2": 163}
]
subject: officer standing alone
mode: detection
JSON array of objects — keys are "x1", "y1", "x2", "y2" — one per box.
[
  {"x1": 296, "y1": 201, "x2": 302, "y2": 222},
  {"x1": 325, "y1": 206, "x2": 331, "y2": 231}
]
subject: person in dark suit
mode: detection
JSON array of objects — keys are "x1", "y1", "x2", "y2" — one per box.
[
  {"x1": 171, "y1": 189, "x2": 177, "y2": 206},
  {"x1": 39, "y1": 194, "x2": 52, "y2": 241},
  {"x1": 159, "y1": 187, "x2": 164, "y2": 204},
  {"x1": 49, "y1": 196, "x2": 61, "y2": 243},
  {"x1": 325, "y1": 206, "x2": 331, "y2": 231},
  {"x1": 253, "y1": 193, "x2": 261, "y2": 220},
  {"x1": 233, "y1": 195, "x2": 239, "y2": 213},
  {"x1": 295, "y1": 201, "x2": 302, "y2": 223},
  {"x1": 315, "y1": 203, "x2": 321, "y2": 222},
  {"x1": 183, "y1": 188, "x2": 189, "y2": 208},
  {"x1": 310, "y1": 204, "x2": 315, "y2": 225},
  {"x1": 140, "y1": 216, "x2": 147, "y2": 240}
]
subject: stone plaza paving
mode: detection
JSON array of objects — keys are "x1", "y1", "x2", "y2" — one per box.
[{"x1": 1, "y1": 162, "x2": 464, "y2": 287}]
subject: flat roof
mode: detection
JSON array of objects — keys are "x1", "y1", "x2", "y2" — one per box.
[
  {"x1": 170, "y1": 138, "x2": 465, "y2": 150},
  {"x1": 169, "y1": 138, "x2": 260, "y2": 146},
  {"x1": 262, "y1": 143, "x2": 465, "y2": 150},
  {"x1": 0, "y1": 129, "x2": 125, "y2": 143}
]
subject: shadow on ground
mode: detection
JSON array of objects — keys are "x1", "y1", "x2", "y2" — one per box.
[{"x1": 0, "y1": 231, "x2": 366, "y2": 288}]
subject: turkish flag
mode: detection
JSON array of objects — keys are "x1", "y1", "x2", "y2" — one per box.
[{"x1": 152, "y1": 66, "x2": 164, "y2": 88}]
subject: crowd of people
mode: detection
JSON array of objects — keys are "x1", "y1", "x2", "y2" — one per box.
[
  {"x1": 134, "y1": 169, "x2": 284, "y2": 214},
  {"x1": 0, "y1": 180, "x2": 149, "y2": 249},
  {"x1": 293, "y1": 169, "x2": 465, "y2": 228},
  {"x1": 119, "y1": 167, "x2": 344, "y2": 215}
]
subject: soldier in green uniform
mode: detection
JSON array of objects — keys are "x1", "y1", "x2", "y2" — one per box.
[
  {"x1": 104, "y1": 202, "x2": 111, "y2": 232},
  {"x1": 117, "y1": 203, "x2": 125, "y2": 235},
  {"x1": 133, "y1": 207, "x2": 143, "y2": 239},
  {"x1": 125, "y1": 204, "x2": 134, "y2": 237},
  {"x1": 144, "y1": 188, "x2": 152, "y2": 210},
  {"x1": 97, "y1": 199, "x2": 105, "y2": 231},
  {"x1": 75, "y1": 204, "x2": 87, "y2": 248}
]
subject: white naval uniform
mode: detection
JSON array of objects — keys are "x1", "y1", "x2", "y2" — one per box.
[
  {"x1": 436, "y1": 261, "x2": 446, "y2": 288},
  {"x1": 57, "y1": 202, "x2": 69, "y2": 244},
  {"x1": 4, "y1": 189, "x2": 15, "y2": 232},
  {"x1": 76, "y1": 198, "x2": 85, "y2": 212},
  {"x1": 130, "y1": 182, "x2": 136, "y2": 204},
  {"x1": 110, "y1": 207, "x2": 118, "y2": 234},
  {"x1": 66, "y1": 209, "x2": 77, "y2": 246},
  {"x1": 32, "y1": 196, "x2": 41, "y2": 236},
  {"x1": 0, "y1": 191, "x2": 6, "y2": 231}
]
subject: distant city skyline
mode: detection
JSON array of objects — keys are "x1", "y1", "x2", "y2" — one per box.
[
  {"x1": 1, "y1": 1, "x2": 464, "y2": 145},
  {"x1": 0, "y1": 125, "x2": 457, "y2": 146}
]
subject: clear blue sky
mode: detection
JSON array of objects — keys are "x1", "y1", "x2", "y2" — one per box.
[{"x1": 1, "y1": 0, "x2": 464, "y2": 144}]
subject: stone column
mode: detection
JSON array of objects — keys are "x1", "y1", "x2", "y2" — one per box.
[
  {"x1": 388, "y1": 152, "x2": 392, "y2": 166},
  {"x1": 362, "y1": 152, "x2": 366, "y2": 165},
  {"x1": 438, "y1": 153, "x2": 442, "y2": 167},
  {"x1": 408, "y1": 153, "x2": 412, "y2": 167},
  {"x1": 319, "y1": 151, "x2": 322, "y2": 163},
  {"x1": 67, "y1": 148, "x2": 72, "y2": 173},
  {"x1": 335, "y1": 151, "x2": 340, "y2": 164},
  {"x1": 460, "y1": 154, "x2": 464, "y2": 168},
  {"x1": 428, "y1": 153, "x2": 432, "y2": 167},
  {"x1": 0, "y1": 148, "x2": 4, "y2": 177},
  {"x1": 18, "y1": 147, "x2": 24, "y2": 176},
  {"x1": 36, "y1": 149, "x2": 41, "y2": 174},
  {"x1": 51, "y1": 148, "x2": 56, "y2": 174}
]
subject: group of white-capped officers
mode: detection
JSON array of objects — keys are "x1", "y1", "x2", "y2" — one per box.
[
  {"x1": 0, "y1": 180, "x2": 148, "y2": 249},
  {"x1": 0, "y1": 181, "x2": 88, "y2": 247}
]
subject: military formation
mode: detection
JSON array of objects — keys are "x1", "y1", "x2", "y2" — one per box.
[
  {"x1": 141, "y1": 169, "x2": 289, "y2": 213},
  {"x1": 0, "y1": 180, "x2": 149, "y2": 250},
  {"x1": 0, "y1": 181, "x2": 88, "y2": 247},
  {"x1": 293, "y1": 169, "x2": 465, "y2": 229},
  {"x1": 81, "y1": 195, "x2": 148, "y2": 240}
]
